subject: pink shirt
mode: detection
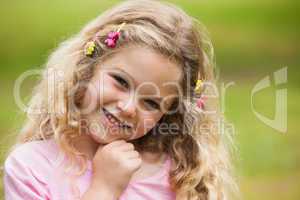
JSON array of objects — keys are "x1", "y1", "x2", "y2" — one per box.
[{"x1": 3, "y1": 139, "x2": 176, "y2": 200}]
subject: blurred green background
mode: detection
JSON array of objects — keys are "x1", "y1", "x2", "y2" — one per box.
[{"x1": 0, "y1": 0, "x2": 299, "y2": 199}]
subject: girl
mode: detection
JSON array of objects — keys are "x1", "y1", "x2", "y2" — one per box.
[{"x1": 3, "y1": 0, "x2": 237, "y2": 199}]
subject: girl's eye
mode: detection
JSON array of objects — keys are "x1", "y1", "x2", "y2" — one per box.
[
  {"x1": 112, "y1": 75, "x2": 129, "y2": 89},
  {"x1": 144, "y1": 99, "x2": 160, "y2": 110}
]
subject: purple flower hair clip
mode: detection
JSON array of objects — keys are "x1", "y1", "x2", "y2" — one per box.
[{"x1": 104, "y1": 22, "x2": 126, "y2": 48}]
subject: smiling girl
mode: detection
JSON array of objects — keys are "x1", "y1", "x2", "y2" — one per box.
[{"x1": 3, "y1": 0, "x2": 237, "y2": 199}]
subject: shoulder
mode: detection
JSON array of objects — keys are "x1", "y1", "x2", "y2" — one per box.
[
  {"x1": 5, "y1": 138, "x2": 60, "y2": 165},
  {"x1": 3, "y1": 139, "x2": 62, "y2": 199},
  {"x1": 4, "y1": 138, "x2": 62, "y2": 181}
]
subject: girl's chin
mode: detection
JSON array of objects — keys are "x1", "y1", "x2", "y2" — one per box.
[
  {"x1": 85, "y1": 118, "x2": 138, "y2": 143},
  {"x1": 88, "y1": 130, "x2": 127, "y2": 144}
]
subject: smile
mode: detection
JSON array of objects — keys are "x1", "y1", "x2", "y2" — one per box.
[{"x1": 102, "y1": 108, "x2": 133, "y2": 129}]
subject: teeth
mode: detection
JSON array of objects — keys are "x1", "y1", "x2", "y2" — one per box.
[
  {"x1": 108, "y1": 114, "x2": 118, "y2": 125},
  {"x1": 109, "y1": 116, "x2": 116, "y2": 122},
  {"x1": 103, "y1": 109, "x2": 130, "y2": 128}
]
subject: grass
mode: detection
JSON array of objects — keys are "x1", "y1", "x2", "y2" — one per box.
[{"x1": 0, "y1": 0, "x2": 299, "y2": 199}]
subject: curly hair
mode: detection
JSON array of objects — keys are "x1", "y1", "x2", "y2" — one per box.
[{"x1": 7, "y1": 0, "x2": 238, "y2": 199}]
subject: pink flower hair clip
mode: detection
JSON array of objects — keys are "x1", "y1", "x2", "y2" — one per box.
[
  {"x1": 104, "y1": 22, "x2": 126, "y2": 48},
  {"x1": 196, "y1": 96, "x2": 206, "y2": 109},
  {"x1": 85, "y1": 22, "x2": 126, "y2": 56},
  {"x1": 194, "y1": 79, "x2": 206, "y2": 109}
]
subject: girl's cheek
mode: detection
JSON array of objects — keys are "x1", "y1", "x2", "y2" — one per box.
[
  {"x1": 132, "y1": 117, "x2": 158, "y2": 140},
  {"x1": 143, "y1": 111, "x2": 163, "y2": 122},
  {"x1": 97, "y1": 76, "x2": 121, "y2": 105},
  {"x1": 80, "y1": 84, "x2": 99, "y2": 114},
  {"x1": 141, "y1": 115, "x2": 161, "y2": 131},
  {"x1": 80, "y1": 75, "x2": 112, "y2": 111}
]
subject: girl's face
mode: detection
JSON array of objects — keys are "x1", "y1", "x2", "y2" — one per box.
[{"x1": 81, "y1": 45, "x2": 182, "y2": 144}]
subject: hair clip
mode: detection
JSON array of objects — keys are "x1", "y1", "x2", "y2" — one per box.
[
  {"x1": 104, "y1": 22, "x2": 126, "y2": 48},
  {"x1": 194, "y1": 79, "x2": 205, "y2": 109},
  {"x1": 85, "y1": 41, "x2": 96, "y2": 56},
  {"x1": 196, "y1": 96, "x2": 206, "y2": 109},
  {"x1": 85, "y1": 22, "x2": 126, "y2": 57},
  {"x1": 194, "y1": 79, "x2": 203, "y2": 93}
]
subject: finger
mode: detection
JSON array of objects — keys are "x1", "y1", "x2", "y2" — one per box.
[
  {"x1": 130, "y1": 157, "x2": 142, "y2": 170},
  {"x1": 108, "y1": 139, "x2": 126, "y2": 147},
  {"x1": 117, "y1": 142, "x2": 135, "y2": 152},
  {"x1": 123, "y1": 150, "x2": 140, "y2": 159}
]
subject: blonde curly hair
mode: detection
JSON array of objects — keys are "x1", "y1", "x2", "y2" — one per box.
[{"x1": 7, "y1": 0, "x2": 238, "y2": 199}]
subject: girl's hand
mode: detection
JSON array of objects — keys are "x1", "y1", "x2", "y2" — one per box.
[{"x1": 91, "y1": 140, "x2": 142, "y2": 197}]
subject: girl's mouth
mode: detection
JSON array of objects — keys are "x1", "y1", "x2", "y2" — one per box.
[{"x1": 102, "y1": 108, "x2": 133, "y2": 129}]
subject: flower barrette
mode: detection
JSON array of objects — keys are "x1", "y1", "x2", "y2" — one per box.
[
  {"x1": 196, "y1": 96, "x2": 206, "y2": 109},
  {"x1": 194, "y1": 79, "x2": 203, "y2": 93},
  {"x1": 85, "y1": 22, "x2": 126, "y2": 56},
  {"x1": 85, "y1": 41, "x2": 96, "y2": 56},
  {"x1": 105, "y1": 22, "x2": 126, "y2": 48},
  {"x1": 194, "y1": 79, "x2": 206, "y2": 109}
]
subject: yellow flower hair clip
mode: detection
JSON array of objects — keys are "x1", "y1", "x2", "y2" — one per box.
[
  {"x1": 194, "y1": 79, "x2": 203, "y2": 93},
  {"x1": 85, "y1": 41, "x2": 96, "y2": 56}
]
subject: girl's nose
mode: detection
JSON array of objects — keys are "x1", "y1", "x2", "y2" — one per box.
[{"x1": 117, "y1": 99, "x2": 137, "y2": 118}]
